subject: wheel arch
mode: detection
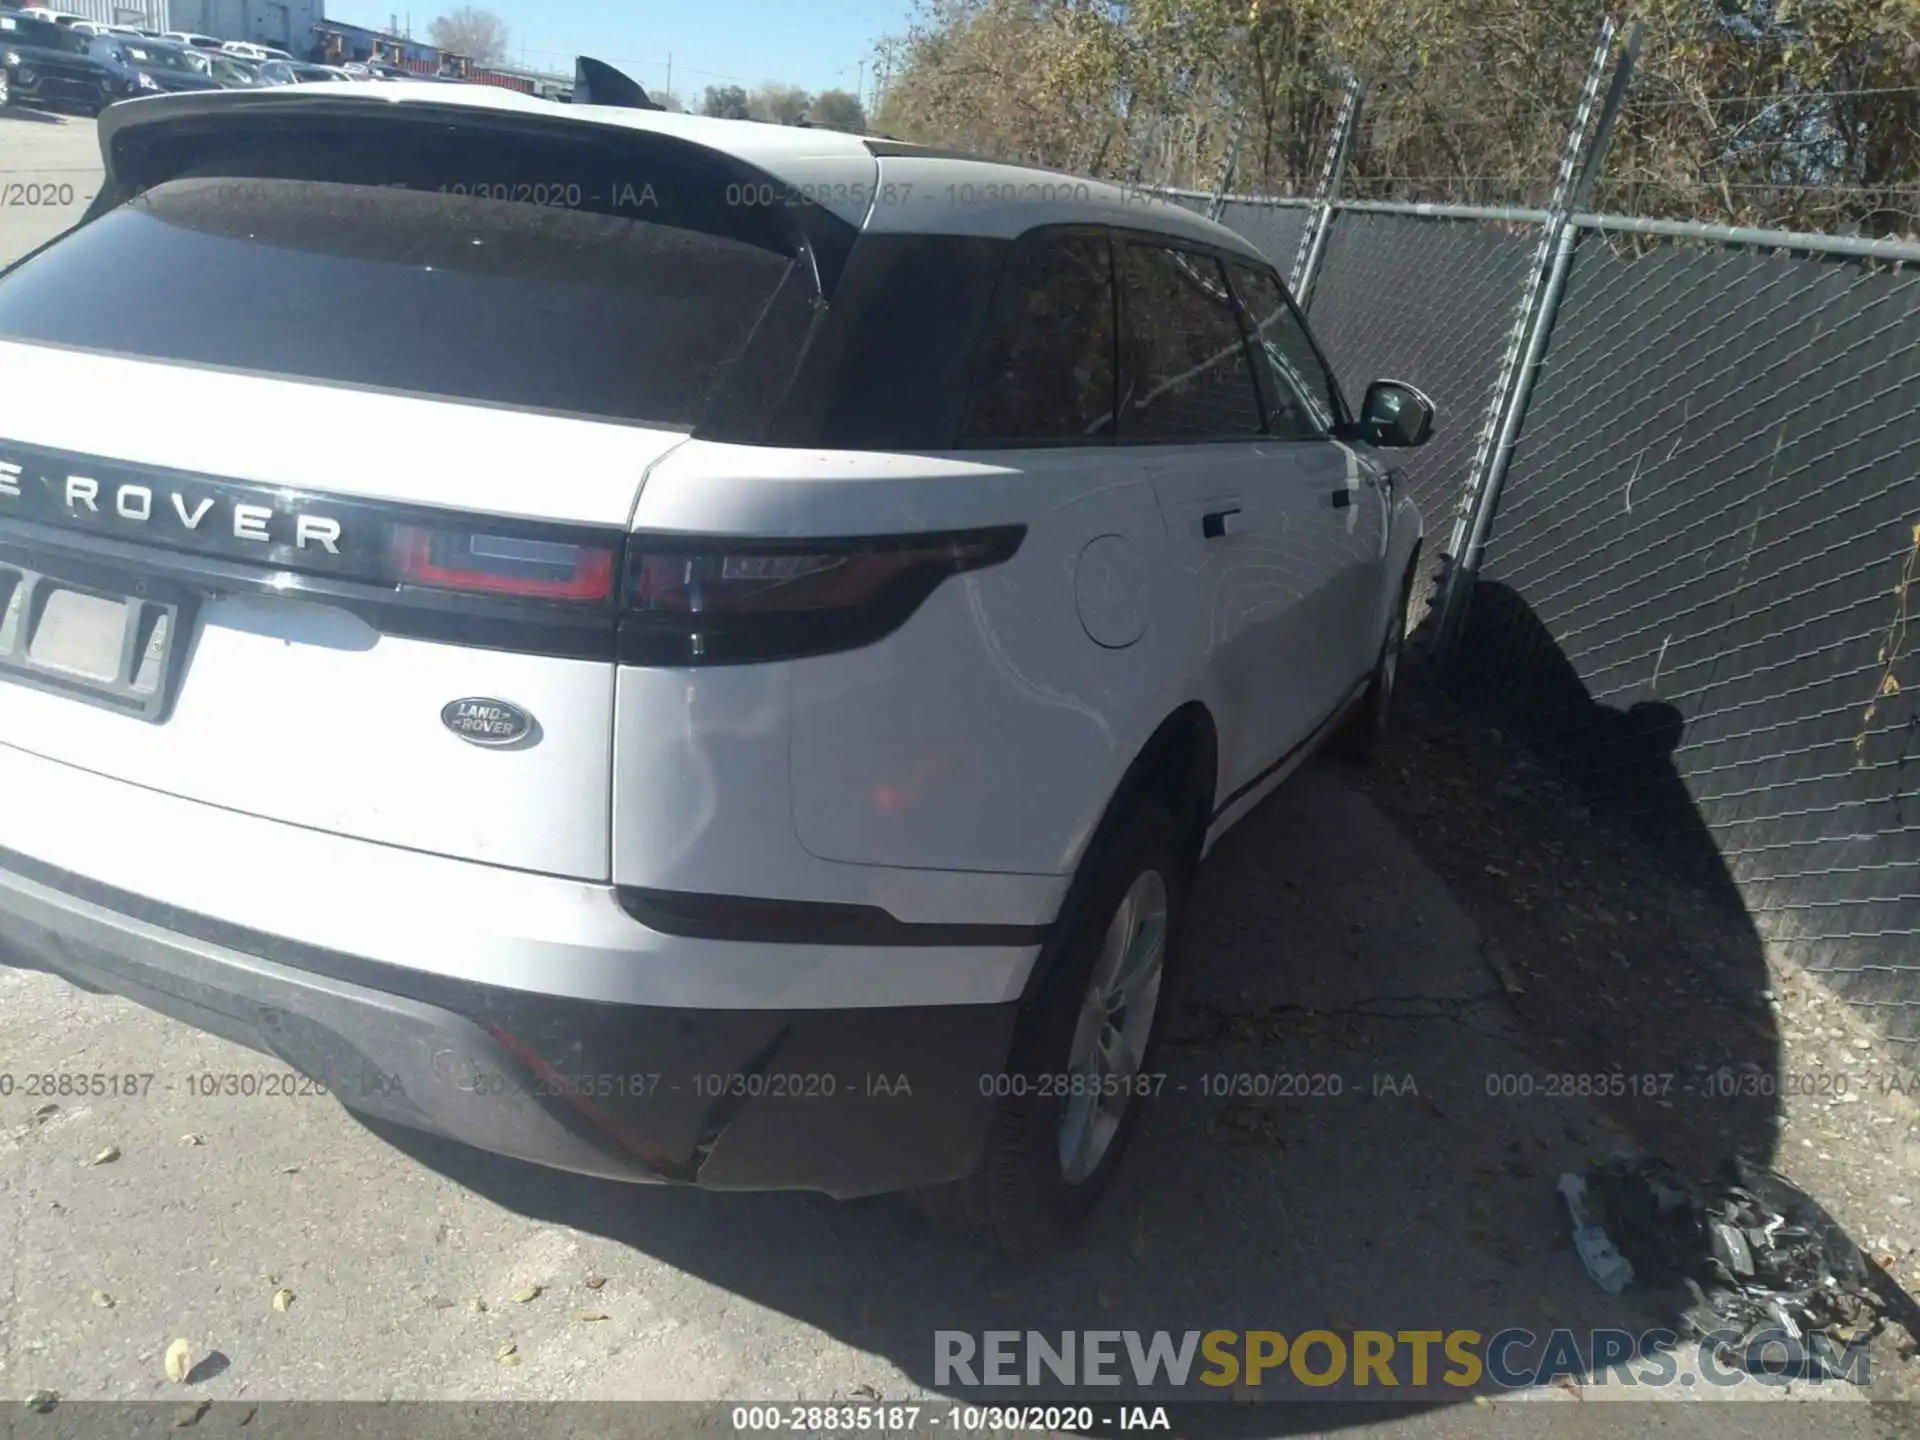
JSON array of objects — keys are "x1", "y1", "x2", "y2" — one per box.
[{"x1": 1020, "y1": 701, "x2": 1218, "y2": 1004}]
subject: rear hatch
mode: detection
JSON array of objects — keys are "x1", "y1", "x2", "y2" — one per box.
[{"x1": 0, "y1": 97, "x2": 847, "y2": 880}]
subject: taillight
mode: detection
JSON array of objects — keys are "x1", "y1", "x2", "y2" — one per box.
[
  {"x1": 392, "y1": 524, "x2": 617, "y2": 602},
  {"x1": 618, "y1": 526, "x2": 1024, "y2": 665}
]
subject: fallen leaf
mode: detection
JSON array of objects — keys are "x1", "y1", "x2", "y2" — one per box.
[
  {"x1": 276, "y1": 1166, "x2": 301, "y2": 1175},
  {"x1": 582, "y1": 1275, "x2": 608, "y2": 1291},
  {"x1": 234, "y1": 1405, "x2": 258, "y2": 1427},
  {"x1": 495, "y1": 1341, "x2": 521, "y2": 1367},
  {"x1": 25, "y1": 1391, "x2": 58, "y2": 1413},
  {"x1": 850, "y1": 1383, "x2": 880, "y2": 1400},
  {"x1": 1472, "y1": 1395, "x2": 1493, "y2": 1408},
  {"x1": 511, "y1": 1284, "x2": 542, "y2": 1304},
  {"x1": 576, "y1": 1311, "x2": 610, "y2": 1323},
  {"x1": 427, "y1": 1296, "x2": 455, "y2": 1310},
  {"x1": 172, "y1": 1399, "x2": 212, "y2": 1428},
  {"x1": 271, "y1": 1288, "x2": 295, "y2": 1313},
  {"x1": 180, "y1": 1134, "x2": 206, "y2": 1147},
  {"x1": 33, "y1": 1103, "x2": 59, "y2": 1120},
  {"x1": 90, "y1": 1290, "x2": 114, "y2": 1309},
  {"x1": 90, "y1": 1145, "x2": 121, "y2": 1167},
  {"x1": 1485, "y1": 865, "x2": 1509, "y2": 878},
  {"x1": 164, "y1": 1337, "x2": 194, "y2": 1384},
  {"x1": 469, "y1": 1297, "x2": 489, "y2": 1313}
]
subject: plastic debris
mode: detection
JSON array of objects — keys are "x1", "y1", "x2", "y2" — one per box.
[
  {"x1": 1561, "y1": 1155, "x2": 1884, "y2": 1370},
  {"x1": 1557, "y1": 1173, "x2": 1635, "y2": 1293}
]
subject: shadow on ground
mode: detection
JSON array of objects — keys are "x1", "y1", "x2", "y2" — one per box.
[
  {"x1": 357, "y1": 583, "x2": 1783, "y2": 1427},
  {"x1": 0, "y1": 105, "x2": 77, "y2": 127}
]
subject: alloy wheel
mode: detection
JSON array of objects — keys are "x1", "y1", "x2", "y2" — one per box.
[{"x1": 1058, "y1": 868, "x2": 1168, "y2": 1184}]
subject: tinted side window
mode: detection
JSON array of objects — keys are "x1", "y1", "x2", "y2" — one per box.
[
  {"x1": 1117, "y1": 242, "x2": 1263, "y2": 441},
  {"x1": 755, "y1": 232, "x2": 1008, "y2": 451},
  {"x1": 1228, "y1": 262, "x2": 1341, "y2": 438},
  {"x1": 959, "y1": 230, "x2": 1115, "y2": 446}
]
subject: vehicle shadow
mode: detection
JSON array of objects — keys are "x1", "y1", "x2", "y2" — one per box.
[
  {"x1": 357, "y1": 583, "x2": 1786, "y2": 1423},
  {"x1": 0, "y1": 106, "x2": 73, "y2": 127},
  {"x1": 1421, "y1": 578, "x2": 1783, "y2": 1169}
]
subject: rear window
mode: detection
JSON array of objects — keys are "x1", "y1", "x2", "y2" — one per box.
[{"x1": 0, "y1": 122, "x2": 827, "y2": 428}]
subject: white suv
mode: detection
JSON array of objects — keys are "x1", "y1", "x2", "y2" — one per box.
[{"x1": 0, "y1": 84, "x2": 1429, "y2": 1249}]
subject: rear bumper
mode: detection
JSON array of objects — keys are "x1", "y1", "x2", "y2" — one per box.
[
  {"x1": 0, "y1": 739, "x2": 1052, "y2": 1010},
  {"x1": 0, "y1": 845, "x2": 1019, "y2": 1196},
  {"x1": 9, "y1": 70, "x2": 106, "y2": 108}
]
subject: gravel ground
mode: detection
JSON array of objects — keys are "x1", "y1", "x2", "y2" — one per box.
[{"x1": 2, "y1": 105, "x2": 1918, "y2": 1437}]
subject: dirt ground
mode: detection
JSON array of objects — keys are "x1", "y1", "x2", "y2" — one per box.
[{"x1": 1348, "y1": 677, "x2": 1920, "y2": 1401}]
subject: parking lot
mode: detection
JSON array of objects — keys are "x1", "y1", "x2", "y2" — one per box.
[
  {"x1": 1, "y1": 108, "x2": 1917, "y2": 1434},
  {"x1": 0, "y1": 107, "x2": 98, "y2": 263}
]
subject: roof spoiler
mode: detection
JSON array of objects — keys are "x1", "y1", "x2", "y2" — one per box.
[{"x1": 570, "y1": 56, "x2": 663, "y2": 110}]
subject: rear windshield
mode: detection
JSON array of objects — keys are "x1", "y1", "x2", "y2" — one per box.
[{"x1": 0, "y1": 122, "x2": 818, "y2": 428}]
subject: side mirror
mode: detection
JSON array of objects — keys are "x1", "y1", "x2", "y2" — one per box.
[{"x1": 1359, "y1": 380, "x2": 1435, "y2": 449}]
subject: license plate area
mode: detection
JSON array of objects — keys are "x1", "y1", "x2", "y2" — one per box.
[{"x1": 0, "y1": 559, "x2": 190, "y2": 723}]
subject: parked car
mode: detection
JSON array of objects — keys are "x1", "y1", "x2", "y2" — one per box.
[
  {"x1": 255, "y1": 59, "x2": 349, "y2": 85},
  {"x1": 202, "y1": 51, "x2": 262, "y2": 88},
  {"x1": 160, "y1": 30, "x2": 223, "y2": 51},
  {"x1": 0, "y1": 80, "x2": 1429, "y2": 1251},
  {"x1": 88, "y1": 37, "x2": 224, "y2": 96},
  {"x1": 0, "y1": 11, "x2": 109, "y2": 112},
  {"x1": 68, "y1": 20, "x2": 148, "y2": 39},
  {"x1": 219, "y1": 41, "x2": 290, "y2": 62}
]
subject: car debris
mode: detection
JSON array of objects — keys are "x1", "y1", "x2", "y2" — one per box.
[{"x1": 1560, "y1": 1155, "x2": 1886, "y2": 1372}]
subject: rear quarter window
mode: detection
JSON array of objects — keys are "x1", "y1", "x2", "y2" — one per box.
[{"x1": 0, "y1": 120, "x2": 842, "y2": 429}]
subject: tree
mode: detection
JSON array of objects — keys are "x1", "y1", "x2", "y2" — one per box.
[
  {"x1": 428, "y1": 5, "x2": 508, "y2": 64},
  {"x1": 870, "y1": 0, "x2": 1920, "y2": 232},
  {"x1": 749, "y1": 82, "x2": 813, "y2": 125},
  {"x1": 809, "y1": 89, "x2": 868, "y2": 132},
  {"x1": 700, "y1": 83, "x2": 751, "y2": 119}
]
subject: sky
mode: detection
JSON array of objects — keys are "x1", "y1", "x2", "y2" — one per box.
[{"x1": 330, "y1": 0, "x2": 915, "y2": 107}]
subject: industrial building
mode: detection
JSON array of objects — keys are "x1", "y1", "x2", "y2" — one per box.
[{"x1": 0, "y1": 0, "x2": 570, "y2": 92}]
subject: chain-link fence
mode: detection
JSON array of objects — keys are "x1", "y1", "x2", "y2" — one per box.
[{"x1": 1155, "y1": 18, "x2": 1920, "y2": 1044}]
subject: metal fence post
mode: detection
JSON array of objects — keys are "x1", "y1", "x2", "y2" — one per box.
[
  {"x1": 1429, "y1": 17, "x2": 1639, "y2": 662},
  {"x1": 1288, "y1": 72, "x2": 1363, "y2": 308},
  {"x1": 1208, "y1": 114, "x2": 1248, "y2": 222}
]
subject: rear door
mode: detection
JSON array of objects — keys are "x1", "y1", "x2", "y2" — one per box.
[
  {"x1": 1225, "y1": 259, "x2": 1389, "y2": 704},
  {"x1": 1117, "y1": 236, "x2": 1343, "y2": 796},
  {"x1": 0, "y1": 110, "x2": 840, "y2": 881}
]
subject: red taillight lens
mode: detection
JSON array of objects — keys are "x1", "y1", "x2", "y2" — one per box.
[
  {"x1": 619, "y1": 527, "x2": 1025, "y2": 665},
  {"x1": 393, "y1": 525, "x2": 617, "y2": 602}
]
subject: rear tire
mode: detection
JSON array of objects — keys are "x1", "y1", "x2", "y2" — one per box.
[
  {"x1": 1330, "y1": 561, "x2": 1416, "y2": 766},
  {"x1": 919, "y1": 794, "x2": 1190, "y2": 1253}
]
